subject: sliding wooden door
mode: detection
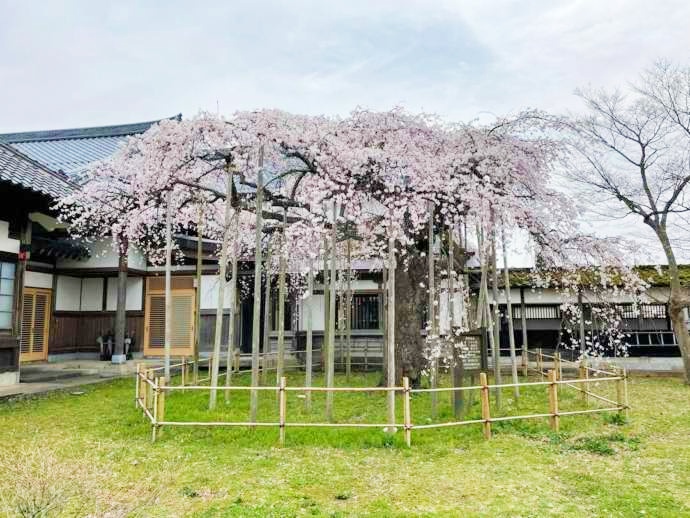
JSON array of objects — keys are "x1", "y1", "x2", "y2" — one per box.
[{"x1": 20, "y1": 288, "x2": 51, "y2": 362}]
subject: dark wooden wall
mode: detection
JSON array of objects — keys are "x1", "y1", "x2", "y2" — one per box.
[{"x1": 50, "y1": 311, "x2": 144, "y2": 354}]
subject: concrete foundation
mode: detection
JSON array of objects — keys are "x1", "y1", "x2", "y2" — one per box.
[
  {"x1": 0, "y1": 370, "x2": 19, "y2": 386},
  {"x1": 111, "y1": 354, "x2": 127, "y2": 364}
]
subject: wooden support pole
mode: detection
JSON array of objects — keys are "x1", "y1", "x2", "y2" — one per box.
[
  {"x1": 428, "y1": 204, "x2": 438, "y2": 419},
  {"x1": 489, "y1": 226, "x2": 502, "y2": 407},
  {"x1": 521, "y1": 348, "x2": 528, "y2": 377},
  {"x1": 346, "y1": 239, "x2": 352, "y2": 380},
  {"x1": 279, "y1": 376, "x2": 287, "y2": 446},
  {"x1": 249, "y1": 147, "x2": 264, "y2": 423},
  {"x1": 403, "y1": 377, "x2": 412, "y2": 447},
  {"x1": 262, "y1": 240, "x2": 272, "y2": 386},
  {"x1": 480, "y1": 372, "x2": 491, "y2": 440},
  {"x1": 277, "y1": 210, "x2": 288, "y2": 385},
  {"x1": 547, "y1": 369, "x2": 559, "y2": 433},
  {"x1": 234, "y1": 349, "x2": 240, "y2": 373},
  {"x1": 225, "y1": 229, "x2": 239, "y2": 404},
  {"x1": 193, "y1": 205, "x2": 203, "y2": 385},
  {"x1": 386, "y1": 231, "x2": 396, "y2": 433},
  {"x1": 537, "y1": 348, "x2": 543, "y2": 380},
  {"x1": 305, "y1": 266, "x2": 314, "y2": 411},
  {"x1": 326, "y1": 203, "x2": 338, "y2": 421},
  {"x1": 520, "y1": 287, "x2": 528, "y2": 373},
  {"x1": 501, "y1": 226, "x2": 519, "y2": 399},
  {"x1": 164, "y1": 191, "x2": 173, "y2": 382}
]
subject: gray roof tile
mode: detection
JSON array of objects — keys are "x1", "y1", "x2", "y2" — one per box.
[
  {"x1": 0, "y1": 115, "x2": 181, "y2": 177},
  {"x1": 0, "y1": 144, "x2": 77, "y2": 199}
]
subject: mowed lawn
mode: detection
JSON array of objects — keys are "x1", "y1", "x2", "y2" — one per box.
[{"x1": 1, "y1": 370, "x2": 689, "y2": 517}]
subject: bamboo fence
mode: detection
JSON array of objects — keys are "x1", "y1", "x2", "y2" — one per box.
[{"x1": 135, "y1": 352, "x2": 629, "y2": 446}]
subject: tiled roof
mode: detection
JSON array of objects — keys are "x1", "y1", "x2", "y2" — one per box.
[
  {"x1": 0, "y1": 144, "x2": 77, "y2": 199},
  {"x1": 0, "y1": 115, "x2": 181, "y2": 177}
]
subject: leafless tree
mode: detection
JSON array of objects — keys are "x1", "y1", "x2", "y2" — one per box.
[{"x1": 564, "y1": 60, "x2": 690, "y2": 383}]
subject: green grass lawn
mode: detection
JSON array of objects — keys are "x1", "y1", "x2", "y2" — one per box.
[{"x1": 1, "y1": 370, "x2": 689, "y2": 517}]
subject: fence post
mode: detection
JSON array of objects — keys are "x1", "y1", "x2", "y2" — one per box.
[
  {"x1": 181, "y1": 357, "x2": 186, "y2": 387},
  {"x1": 547, "y1": 369, "x2": 559, "y2": 433},
  {"x1": 480, "y1": 372, "x2": 491, "y2": 440},
  {"x1": 135, "y1": 364, "x2": 141, "y2": 408},
  {"x1": 537, "y1": 348, "x2": 543, "y2": 380},
  {"x1": 622, "y1": 367, "x2": 629, "y2": 420},
  {"x1": 279, "y1": 376, "x2": 287, "y2": 446},
  {"x1": 234, "y1": 349, "x2": 240, "y2": 372},
  {"x1": 403, "y1": 377, "x2": 412, "y2": 447},
  {"x1": 578, "y1": 358, "x2": 588, "y2": 405},
  {"x1": 152, "y1": 376, "x2": 160, "y2": 442}
]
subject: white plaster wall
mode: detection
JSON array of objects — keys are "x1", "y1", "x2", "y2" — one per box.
[
  {"x1": 80, "y1": 278, "x2": 103, "y2": 311},
  {"x1": 106, "y1": 277, "x2": 143, "y2": 311},
  {"x1": 0, "y1": 221, "x2": 19, "y2": 254},
  {"x1": 55, "y1": 275, "x2": 81, "y2": 311},
  {"x1": 299, "y1": 294, "x2": 325, "y2": 331},
  {"x1": 57, "y1": 239, "x2": 145, "y2": 270},
  {"x1": 199, "y1": 275, "x2": 235, "y2": 310},
  {"x1": 24, "y1": 271, "x2": 53, "y2": 289},
  {"x1": 644, "y1": 287, "x2": 671, "y2": 304},
  {"x1": 492, "y1": 287, "x2": 654, "y2": 305},
  {"x1": 351, "y1": 279, "x2": 379, "y2": 290},
  {"x1": 57, "y1": 240, "x2": 119, "y2": 269}
]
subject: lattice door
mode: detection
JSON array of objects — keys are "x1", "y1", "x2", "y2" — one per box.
[
  {"x1": 20, "y1": 288, "x2": 51, "y2": 362},
  {"x1": 144, "y1": 289, "x2": 194, "y2": 357}
]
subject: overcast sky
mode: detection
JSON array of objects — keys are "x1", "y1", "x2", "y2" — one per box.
[
  {"x1": 2, "y1": 0, "x2": 688, "y2": 264},
  {"x1": 2, "y1": 0, "x2": 689, "y2": 132}
]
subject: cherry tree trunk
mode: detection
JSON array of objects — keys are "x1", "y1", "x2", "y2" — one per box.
[
  {"x1": 669, "y1": 294, "x2": 690, "y2": 384},
  {"x1": 658, "y1": 227, "x2": 690, "y2": 384},
  {"x1": 392, "y1": 253, "x2": 427, "y2": 387}
]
